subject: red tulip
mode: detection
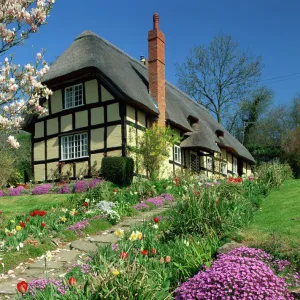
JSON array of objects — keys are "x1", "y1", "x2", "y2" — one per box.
[
  {"x1": 41, "y1": 222, "x2": 46, "y2": 228},
  {"x1": 175, "y1": 177, "x2": 179, "y2": 187},
  {"x1": 20, "y1": 221, "x2": 26, "y2": 228},
  {"x1": 120, "y1": 251, "x2": 128, "y2": 260},
  {"x1": 17, "y1": 281, "x2": 28, "y2": 294},
  {"x1": 153, "y1": 217, "x2": 159, "y2": 223},
  {"x1": 151, "y1": 248, "x2": 157, "y2": 255},
  {"x1": 26, "y1": 217, "x2": 30, "y2": 222},
  {"x1": 165, "y1": 256, "x2": 171, "y2": 263},
  {"x1": 30, "y1": 211, "x2": 35, "y2": 217},
  {"x1": 8, "y1": 232, "x2": 12, "y2": 236},
  {"x1": 68, "y1": 277, "x2": 76, "y2": 286},
  {"x1": 141, "y1": 249, "x2": 148, "y2": 256},
  {"x1": 83, "y1": 202, "x2": 89, "y2": 207}
]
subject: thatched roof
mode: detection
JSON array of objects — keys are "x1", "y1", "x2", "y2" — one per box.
[{"x1": 42, "y1": 31, "x2": 255, "y2": 163}]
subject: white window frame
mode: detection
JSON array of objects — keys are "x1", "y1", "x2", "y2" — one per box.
[
  {"x1": 174, "y1": 145, "x2": 182, "y2": 164},
  {"x1": 64, "y1": 84, "x2": 84, "y2": 109},
  {"x1": 207, "y1": 156, "x2": 213, "y2": 170},
  {"x1": 233, "y1": 157, "x2": 238, "y2": 174},
  {"x1": 61, "y1": 132, "x2": 88, "y2": 160},
  {"x1": 221, "y1": 161, "x2": 227, "y2": 175}
]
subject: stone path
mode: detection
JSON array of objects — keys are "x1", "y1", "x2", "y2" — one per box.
[{"x1": 0, "y1": 205, "x2": 170, "y2": 298}]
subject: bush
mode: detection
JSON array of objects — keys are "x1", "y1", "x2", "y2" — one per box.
[
  {"x1": 101, "y1": 157, "x2": 134, "y2": 186},
  {"x1": 255, "y1": 162, "x2": 293, "y2": 189},
  {"x1": 57, "y1": 184, "x2": 70, "y2": 194},
  {"x1": 9, "y1": 186, "x2": 24, "y2": 196}
]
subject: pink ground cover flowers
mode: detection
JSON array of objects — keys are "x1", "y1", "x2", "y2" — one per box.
[{"x1": 175, "y1": 247, "x2": 297, "y2": 300}]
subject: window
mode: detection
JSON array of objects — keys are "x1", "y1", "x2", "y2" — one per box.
[
  {"x1": 207, "y1": 156, "x2": 213, "y2": 170},
  {"x1": 65, "y1": 84, "x2": 83, "y2": 109},
  {"x1": 61, "y1": 133, "x2": 88, "y2": 160},
  {"x1": 233, "y1": 157, "x2": 238, "y2": 174},
  {"x1": 174, "y1": 145, "x2": 182, "y2": 164},
  {"x1": 190, "y1": 151, "x2": 199, "y2": 173},
  {"x1": 221, "y1": 161, "x2": 227, "y2": 175}
]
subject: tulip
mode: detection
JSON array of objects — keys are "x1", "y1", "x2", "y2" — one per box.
[
  {"x1": 83, "y1": 201, "x2": 89, "y2": 207},
  {"x1": 151, "y1": 248, "x2": 157, "y2": 255},
  {"x1": 165, "y1": 256, "x2": 171, "y2": 263},
  {"x1": 68, "y1": 277, "x2": 76, "y2": 286},
  {"x1": 159, "y1": 257, "x2": 165, "y2": 264},
  {"x1": 20, "y1": 221, "x2": 25, "y2": 228},
  {"x1": 153, "y1": 217, "x2": 159, "y2": 223},
  {"x1": 17, "y1": 281, "x2": 28, "y2": 294},
  {"x1": 41, "y1": 222, "x2": 46, "y2": 228},
  {"x1": 120, "y1": 251, "x2": 128, "y2": 260},
  {"x1": 141, "y1": 249, "x2": 148, "y2": 256}
]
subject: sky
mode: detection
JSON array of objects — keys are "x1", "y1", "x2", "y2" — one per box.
[{"x1": 8, "y1": 0, "x2": 300, "y2": 107}]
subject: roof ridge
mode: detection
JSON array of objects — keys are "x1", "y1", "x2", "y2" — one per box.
[
  {"x1": 76, "y1": 30, "x2": 149, "y2": 71},
  {"x1": 76, "y1": 31, "x2": 210, "y2": 116}
]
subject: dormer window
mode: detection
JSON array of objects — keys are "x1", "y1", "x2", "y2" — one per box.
[
  {"x1": 188, "y1": 116, "x2": 199, "y2": 127},
  {"x1": 216, "y1": 129, "x2": 224, "y2": 138},
  {"x1": 65, "y1": 84, "x2": 83, "y2": 109}
]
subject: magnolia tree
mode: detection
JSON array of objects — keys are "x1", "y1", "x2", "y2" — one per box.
[{"x1": 0, "y1": 0, "x2": 55, "y2": 148}]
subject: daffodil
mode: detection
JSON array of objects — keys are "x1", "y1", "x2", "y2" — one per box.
[
  {"x1": 11, "y1": 229, "x2": 16, "y2": 235},
  {"x1": 129, "y1": 230, "x2": 143, "y2": 241},
  {"x1": 10, "y1": 220, "x2": 15, "y2": 224},
  {"x1": 45, "y1": 251, "x2": 52, "y2": 261},
  {"x1": 70, "y1": 209, "x2": 77, "y2": 216},
  {"x1": 114, "y1": 229, "x2": 124, "y2": 239},
  {"x1": 111, "y1": 268, "x2": 120, "y2": 276},
  {"x1": 152, "y1": 224, "x2": 159, "y2": 230},
  {"x1": 60, "y1": 216, "x2": 67, "y2": 223},
  {"x1": 15, "y1": 225, "x2": 22, "y2": 231},
  {"x1": 4, "y1": 228, "x2": 9, "y2": 233}
]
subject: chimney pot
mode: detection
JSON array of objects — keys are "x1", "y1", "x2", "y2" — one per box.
[{"x1": 153, "y1": 13, "x2": 159, "y2": 29}]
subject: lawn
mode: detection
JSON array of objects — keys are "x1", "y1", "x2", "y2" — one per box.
[
  {"x1": 0, "y1": 194, "x2": 69, "y2": 221},
  {"x1": 242, "y1": 179, "x2": 300, "y2": 254}
]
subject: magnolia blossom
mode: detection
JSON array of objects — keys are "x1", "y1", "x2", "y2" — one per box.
[
  {"x1": 0, "y1": 1, "x2": 55, "y2": 146},
  {"x1": 7, "y1": 135, "x2": 20, "y2": 149}
]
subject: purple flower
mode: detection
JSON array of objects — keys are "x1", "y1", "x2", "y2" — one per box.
[
  {"x1": 9, "y1": 186, "x2": 24, "y2": 196},
  {"x1": 67, "y1": 220, "x2": 89, "y2": 232},
  {"x1": 57, "y1": 184, "x2": 70, "y2": 194},
  {"x1": 145, "y1": 196, "x2": 165, "y2": 207},
  {"x1": 175, "y1": 247, "x2": 295, "y2": 300},
  {"x1": 89, "y1": 178, "x2": 104, "y2": 189},
  {"x1": 133, "y1": 203, "x2": 150, "y2": 211},
  {"x1": 111, "y1": 243, "x2": 119, "y2": 251},
  {"x1": 161, "y1": 193, "x2": 174, "y2": 202},
  {"x1": 32, "y1": 184, "x2": 51, "y2": 195},
  {"x1": 28, "y1": 278, "x2": 68, "y2": 296},
  {"x1": 66, "y1": 263, "x2": 90, "y2": 274},
  {"x1": 74, "y1": 180, "x2": 88, "y2": 193},
  {"x1": 0, "y1": 190, "x2": 5, "y2": 197}
]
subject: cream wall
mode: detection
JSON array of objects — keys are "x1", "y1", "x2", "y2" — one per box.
[
  {"x1": 76, "y1": 161, "x2": 89, "y2": 177},
  {"x1": 47, "y1": 118, "x2": 58, "y2": 135},
  {"x1": 47, "y1": 138, "x2": 59, "y2": 159},
  {"x1": 91, "y1": 128, "x2": 104, "y2": 150},
  {"x1": 34, "y1": 165, "x2": 45, "y2": 181},
  {"x1": 75, "y1": 110, "x2": 88, "y2": 128},
  {"x1": 107, "y1": 103, "x2": 120, "y2": 122},
  {"x1": 107, "y1": 125, "x2": 122, "y2": 148},
  {"x1": 101, "y1": 86, "x2": 114, "y2": 101},
  {"x1": 61, "y1": 114, "x2": 72, "y2": 132},
  {"x1": 34, "y1": 142, "x2": 45, "y2": 161},
  {"x1": 91, "y1": 107, "x2": 104, "y2": 125},
  {"x1": 85, "y1": 79, "x2": 99, "y2": 104},
  {"x1": 51, "y1": 90, "x2": 62, "y2": 114},
  {"x1": 126, "y1": 105, "x2": 135, "y2": 122},
  {"x1": 35, "y1": 122, "x2": 44, "y2": 138}
]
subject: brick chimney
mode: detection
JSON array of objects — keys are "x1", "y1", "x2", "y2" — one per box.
[{"x1": 148, "y1": 13, "x2": 166, "y2": 127}]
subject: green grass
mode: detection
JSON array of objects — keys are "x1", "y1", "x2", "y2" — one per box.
[
  {"x1": 242, "y1": 179, "x2": 300, "y2": 255},
  {"x1": 0, "y1": 194, "x2": 69, "y2": 220}
]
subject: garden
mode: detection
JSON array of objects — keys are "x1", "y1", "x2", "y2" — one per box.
[{"x1": 0, "y1": 162, "x2": 299, "y2": 299}]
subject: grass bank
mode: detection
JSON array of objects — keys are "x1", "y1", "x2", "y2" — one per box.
[{"x1": 242, "y1": 179, "x2": 300, "y2": 262}]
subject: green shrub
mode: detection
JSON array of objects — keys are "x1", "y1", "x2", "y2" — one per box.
[
  {"x1": 255, "y1": 162, "x2": 293, "y2": 189},
  {"x1": 101, "y1": 157, "x2": 134, "y2": 186}
]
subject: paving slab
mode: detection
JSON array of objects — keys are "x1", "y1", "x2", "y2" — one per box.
[
  {"x1": 88, "y1": 234, "x2": 118, "y2": 244},
  {"x1": 54, "y1": 249, "x2": 80, "y2": 262},
  {"x1": 29, "y1": 260, "x2": 64, "y2": 270},
  {"x1": 70, "y1": 240, "x2": 97, "y2": 252}
]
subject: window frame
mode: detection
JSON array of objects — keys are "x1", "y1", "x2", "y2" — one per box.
[
  {"x1": 221, "y1": 161, "x2": 228, "y2": 175},
  {"x1": 233, "y1": 157, "x2": 238, "y2": 174},
  {"x1": 174, "y1": 145, "x2": 182, "y2": 164},
  {"x1": 207, "y1": 156, "x2": 213, "y2": 171},
  {"x1": 190, "y1": 151, "x2": 199, "y2": 173},
  {"x1": 64, "y1": 83, "x2": 84, "y2": 109},
  {"x1": 61, "y1": 132, "x2": 88, "y2": 161}
]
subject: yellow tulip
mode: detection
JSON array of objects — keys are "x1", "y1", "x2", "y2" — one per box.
[{"x1": 15, "y1": 226, "x2": 22, "y2": 231}]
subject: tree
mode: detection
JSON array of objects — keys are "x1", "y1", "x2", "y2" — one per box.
[
  {"x1": 230, "y1": 86, "x2": 273, "y2": 144},
  {"x1": 127, "y1": 124, "x2": 181, "y2": 180},
  {"x1": 0, "y1": 0, "x2": 55, "y2": 148},
  {"x1": 176, "y1": 35, "x2": 262, "y2": 126}
]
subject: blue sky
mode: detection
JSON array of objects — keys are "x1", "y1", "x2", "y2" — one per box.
[{"x1": 8, "y1": 0, "x2": 300, "y2": 106}]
